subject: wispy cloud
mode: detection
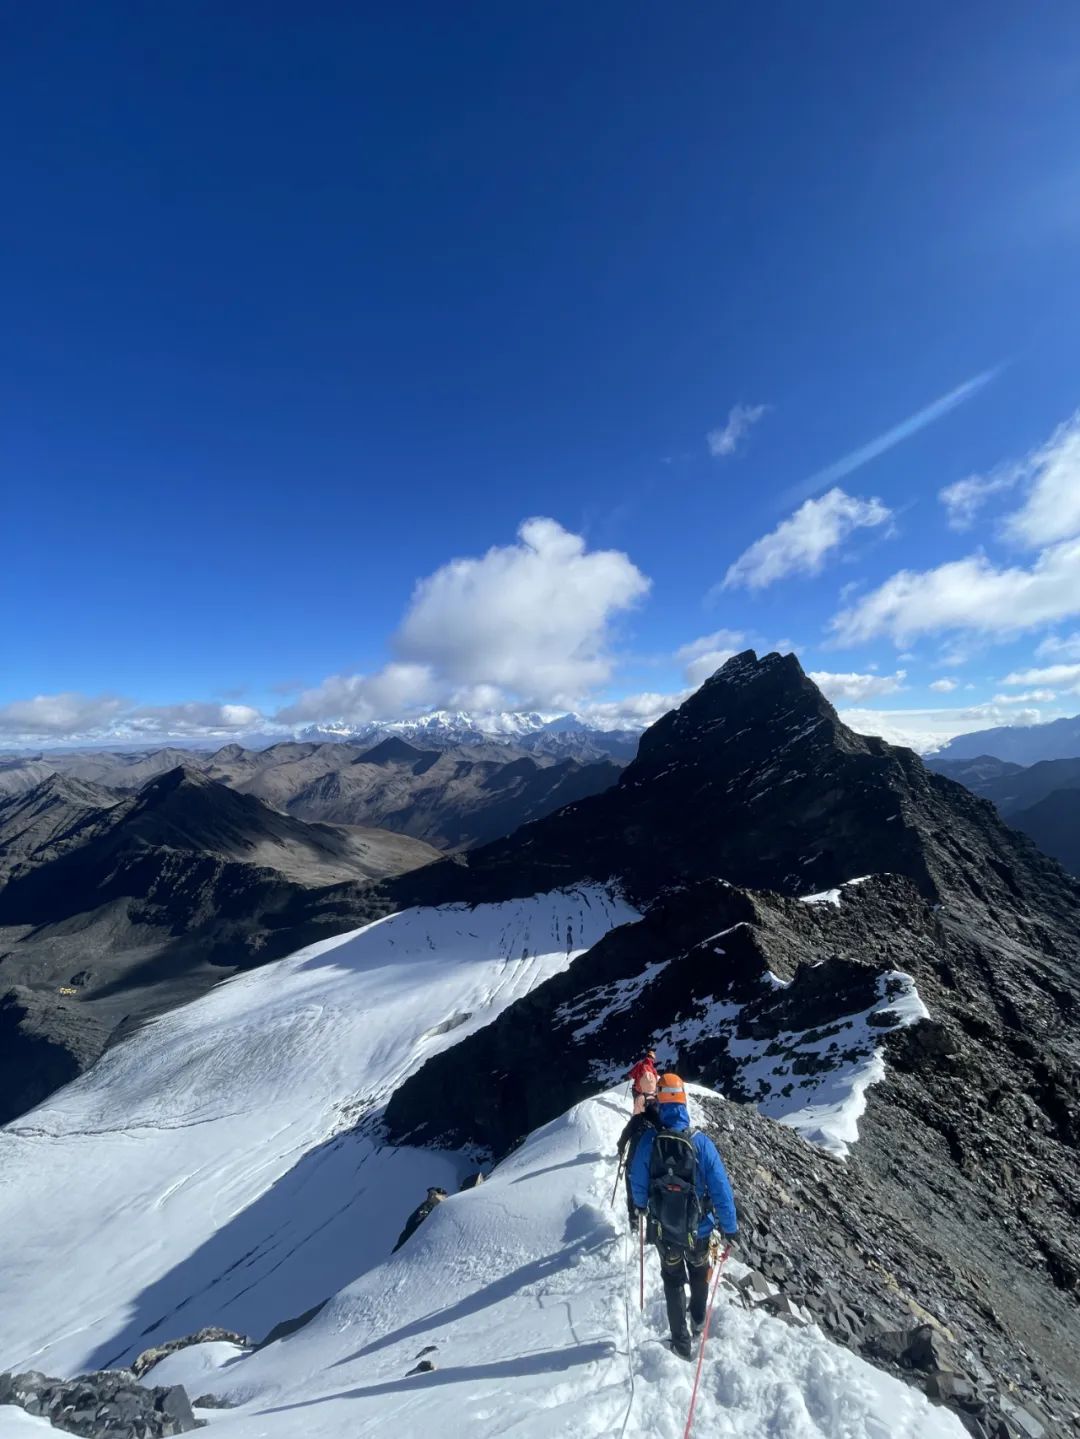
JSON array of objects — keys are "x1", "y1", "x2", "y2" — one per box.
[
  {"x1": 707, "y1": 402, "x2": 768, "y2": 459},
  {"x1": 783, "y1": 368, "x2": 1000, "y2": 506}
]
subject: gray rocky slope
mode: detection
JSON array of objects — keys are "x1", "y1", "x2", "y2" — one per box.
[
  {"x1": 0, "y1": 736, "x2": 623, "y2": 850},
  {"x1": 373, "y1": 651, "x2": 1080, "y2": 1437}
]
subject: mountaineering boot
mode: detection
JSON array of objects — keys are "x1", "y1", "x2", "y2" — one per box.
[
  {"x1": 690, "y1": 1313, "x2": 705, "y2": 1338},
  {"x1": 670, "y1": 1333, "x2": 693, "y2": 1361}
]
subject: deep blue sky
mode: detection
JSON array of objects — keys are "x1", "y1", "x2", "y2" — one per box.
[{"x1": 4, "y1": 3, "x2": 1080, "y2": 748}]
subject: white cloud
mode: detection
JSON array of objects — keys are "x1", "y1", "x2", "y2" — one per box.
[
  {"x1": 808, "y1": 669, "x2": 907, "y2": 702},
  {"x1": 1001, "y1": 661, "x2": 1080, "y2": 689},
  {"x1": 929, "y1": 677, "x2": 959, "y2": 693},
  {"x1": 124, "y1": 702, "x2": 266, "y2": 736},
  {"x1": 939, "y1": 470, "x2": 1019, "y2": 530},
  {"x1": 990, "y1": 689, "x2": 1058, "y2": 704},
  {"x1": 839, "y1": 701, "x2": 1049, "y2": 753},
  {"x1": 0, "y1": 692, "x2": 127, "y2": 739},
  {"x1": 831, "y1": 413, "x2": 1080, "y2": 653},
  {"x1": 393, "y1": 518, "x2": 648, "y2": 703},
  {"x1": 676, "y1": 629, "x2": 747, "y2": 687},
  {"x1": 277, "y1": 518, "x2": 651, "y2": 724},
  {"x1": 830, "y1": 536, "x2": 1080, "y2": 646},
  {"x1": 723, "y1": 488, "x2": 893, "y2": 592},
  {"x1": 1003, "y1": 412, "x2": 1080, "y2": 547},
  {"x1": 577, "y1": 691, "x2": 684, "y2": 729},
  {"x1": 275, "y1": 663, "x2": 436, "y2": 727},
  {"x1": 707, "y1": 402, "x2": 768, "y2": 459},
  {"x1": 1036, "y1": 631, "x2": 1080, "y2": 660},
  {"x1": 0, "y1": 693, "x2": 273, "y2": 747}
]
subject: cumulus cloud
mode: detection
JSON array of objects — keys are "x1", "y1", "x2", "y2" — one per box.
[
  {"x1": 0, "y1": 692, "x2": 127, "y2": 739},
  {"x1": 830, "y1": 537, "x2": 1080, "y2": 647},
  {"x1": 707, "y1": 403, "x2": 768, "y2": 459},
  {"x1": 723, "y1": 488, "x2": 893, "y2": 592},
  {"x1": 276, "y1": 518, "x2": 651, "y2": 724},
  {"x1": 808, "y1": 669, "x2": 907, "y2": 702},
  {"x1": 394, "y1": 518, "x2": 649, "y2": 701},
  {"x1": 675, "y1": 629, "x2": 747, "y2": 687},
  {"x1": 929, "y1": 677, "x2": 959, "y2": 693},
  {"x1": 275, "y1": 663, "x2": 435, "y2": 727}
]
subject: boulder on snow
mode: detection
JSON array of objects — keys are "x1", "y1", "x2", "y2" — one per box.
[
  {"x1": 0, "y1": 1366, "x2": 198, "y2": 1436},
  {"x1": 459, "y1": 1171, "x2": 485, "y2": 1191},
  {"x1": 133, "y1": 1325, "x2": 253, "y2": 1377}
]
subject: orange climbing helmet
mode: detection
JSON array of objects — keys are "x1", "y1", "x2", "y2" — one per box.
[{"x1": 656, "y1": 1072, "x2": 687, "y2": 1106}]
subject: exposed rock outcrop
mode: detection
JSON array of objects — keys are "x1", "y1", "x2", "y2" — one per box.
[{"x1": 0, "y1": 1367, "x2": 198, "y2": 1436}]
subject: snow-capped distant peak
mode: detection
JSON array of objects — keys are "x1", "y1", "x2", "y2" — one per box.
[{"x1": 298, "y1": 709, "x2": 646, "y2": 749}]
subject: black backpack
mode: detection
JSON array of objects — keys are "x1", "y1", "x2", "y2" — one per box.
[{"x1": 647, "y1": 1130, "x2": 702, "y2": 1251}]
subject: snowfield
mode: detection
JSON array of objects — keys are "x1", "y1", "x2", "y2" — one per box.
[{"x1": 0, "y1": 886, "x2": 636, "y2": 1379}]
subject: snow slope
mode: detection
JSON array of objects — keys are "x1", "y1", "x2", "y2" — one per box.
[
  {"x1": 4, "y1": 1091, "x2": 963, "y2": 1438},
  {"x1": 0, "y1": 885, "x2": 635, "y2": 1379}
]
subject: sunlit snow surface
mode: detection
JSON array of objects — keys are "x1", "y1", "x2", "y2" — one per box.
[
  {"x1": 2, "y1": 1091, "x2": 962, "y2": 1438},
  {"x1": 0, "y1": 886, "x2": 636, "y2": 1379},
  {"x1": 0, "y1": 882, "x2": 959, "y2": 1439}
]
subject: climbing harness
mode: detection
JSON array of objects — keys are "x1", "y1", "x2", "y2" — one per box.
[{"x1": 682, "y1": 1237, "x2": 732, "y2": 1439}]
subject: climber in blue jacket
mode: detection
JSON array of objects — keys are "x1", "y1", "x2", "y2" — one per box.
[{"x1": 628, "y1": 1071, "x2": 738, "y2": 1358}]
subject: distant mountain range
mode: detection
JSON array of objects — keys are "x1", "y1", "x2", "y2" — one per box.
[
  {"x1": 0, "y1": 736, "x2": 623, "y2": 851},
  {"x1": 932, "y1": 711, "x2": 1080, "y2": 764},
  {"x1": 294, "y1": 709, "x2": 643, "y2": 762},
  {"x1": 928, "y1": 753, "x2": 1080, "y2": 875}
]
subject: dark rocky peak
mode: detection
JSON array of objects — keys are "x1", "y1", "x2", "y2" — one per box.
[
  {"x1": 0, "y1": 770, "x2": 118, "y2": 815},
  {"x1": 122, "y1": 766, "x2": 292, "y2": 854},
  {"x1": 395, "y1": 651, "x2": 1080, "y2": 935},
  {"x1": 634, "y1": 649, "x2": 860, "y2": 774},
  {"x1": 209, "y1": 743, "x2": 247, "y2": 762},
  {"x1": 355, "y1": 736, "x2": 439, "y2": 770}
]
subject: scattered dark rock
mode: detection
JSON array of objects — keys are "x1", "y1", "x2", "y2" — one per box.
[
  {"x1": 393, "y1": 1186, "x2": 447, "y2": 1252},
  {"x1": 133, "y1": 1326, "x2": 252, "y2": 1378},
  {"x1": 0, "y1": 1366, "x2": 199, "y2": 1435},
  {"x1": 192, "y1": 1393, "x2": 235, "y2": 1409},
  {"x1": 414, "y1": 1345, "x2": 438, "y2": 1358},
  {"x1": 459, "y1": 1171, "x2": 485, "y2": 1191},
  {"x1": 406, "y1": 1359, "x2": 436, "y2": 1376}
]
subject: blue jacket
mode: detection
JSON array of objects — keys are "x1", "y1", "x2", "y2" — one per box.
[{"x1": 628, "y1": 1102, "x2": 737, "y2": 1240}]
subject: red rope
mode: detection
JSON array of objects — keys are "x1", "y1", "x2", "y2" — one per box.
[{"x1": 682, "y1": 1243, "x2": 731, "y2": 1439}]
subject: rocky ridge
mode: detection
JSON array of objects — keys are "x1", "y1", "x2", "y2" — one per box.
[{"x1": 379, "y1": 651, "x2": 1080, "y2": 1436}]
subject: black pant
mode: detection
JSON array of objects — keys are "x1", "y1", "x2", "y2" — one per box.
[{"x1": 658, "y1": 1242, "x2": 710, "y2": 1346}]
